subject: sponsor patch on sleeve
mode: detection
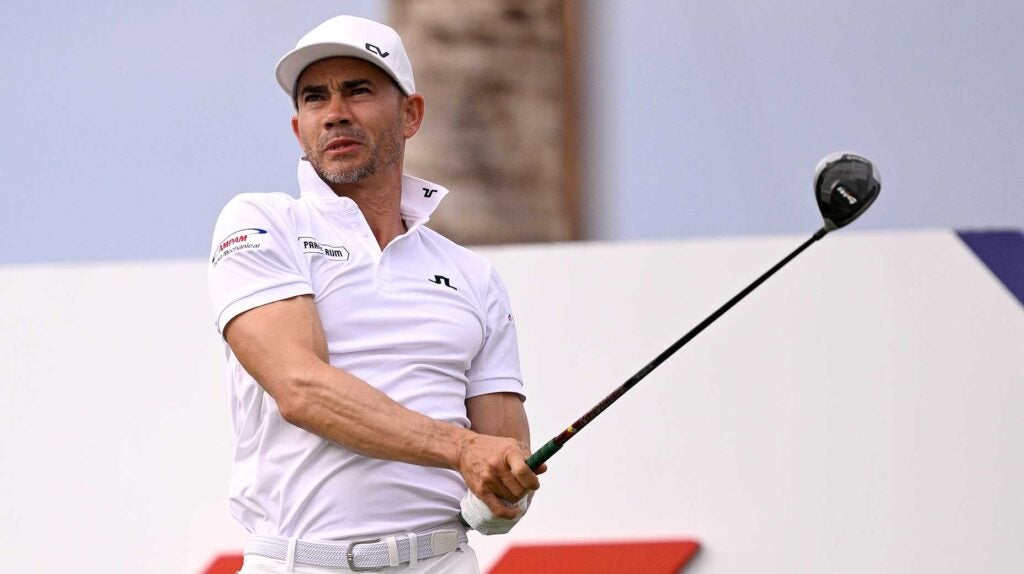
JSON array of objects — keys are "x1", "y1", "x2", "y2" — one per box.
[{"x1": 211, "y1": 228, "x2": 268, "y2": 266}]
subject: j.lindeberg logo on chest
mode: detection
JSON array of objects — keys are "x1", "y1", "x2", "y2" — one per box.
[
  {"x1": 298, "y1": 236, "x2": 350, "y2": 261},
  {"x1": 428, "y1": 275, "x2": 457, "y2": 290}
]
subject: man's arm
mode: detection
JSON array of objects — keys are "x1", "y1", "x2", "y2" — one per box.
[
  {"x1": 465, "y1": 392, "x2": 544, "y2": 504},
  {"x1": 224, "y1": 294, "x2": 535, "y2": 518},
  {"x1": 459, "y1": 392, "x2": 544, "y2": 534},
  {"x1": 466, "y1": 392, "x2": 531, "y2": 446}
]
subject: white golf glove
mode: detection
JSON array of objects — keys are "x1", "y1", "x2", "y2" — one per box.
[{"x1": 459, "y1": 490, "x2": 530, "y2": 535}]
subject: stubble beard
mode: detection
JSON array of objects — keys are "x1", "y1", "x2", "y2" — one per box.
[{"x1": 305, "y1": 115, "x2": 404, "y2": 186}]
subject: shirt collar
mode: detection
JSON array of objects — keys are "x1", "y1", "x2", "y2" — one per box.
[{"x1": 296, "y1": 159, "x2": 450, "y2": 223}]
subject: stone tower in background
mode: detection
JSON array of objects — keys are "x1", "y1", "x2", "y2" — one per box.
[{"x1": 389, "y1": 0, "x2": 580, "y2": 244}]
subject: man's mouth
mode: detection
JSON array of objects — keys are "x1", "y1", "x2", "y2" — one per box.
[{"x1": 324, "y1": 137, "x2": 363, "y2": 156}]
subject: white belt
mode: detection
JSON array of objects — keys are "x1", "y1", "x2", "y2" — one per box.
[{"x1": 244, "y1": 522, "x2": 468, "y2": 572}]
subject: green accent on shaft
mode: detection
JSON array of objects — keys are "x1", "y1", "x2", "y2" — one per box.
[{"x1": 527, "y1": 440, "x2": 562, "y2": 469}]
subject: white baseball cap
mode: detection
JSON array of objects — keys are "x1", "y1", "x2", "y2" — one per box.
[{"x1": 275, "y1": 15, "x2": 416, "y2": 99}]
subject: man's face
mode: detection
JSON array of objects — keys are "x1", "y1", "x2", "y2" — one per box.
[{"x1": 291, "y1": 57, "x2": 420, "y2": 186}]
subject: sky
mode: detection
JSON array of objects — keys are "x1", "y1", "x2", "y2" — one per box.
[{"x1": 2, "y1": 0, "x2": 1021, "y2": 265}]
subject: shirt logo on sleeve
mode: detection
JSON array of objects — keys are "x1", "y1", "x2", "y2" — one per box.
[
  {"x1": 211, "y1": 228, "x2": 267, "y2": 266},
  {"x1": 299, "y1": 237, "x2": 350, "y2": 261}
]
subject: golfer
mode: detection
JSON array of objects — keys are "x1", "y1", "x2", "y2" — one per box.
[{"x1": 207, "y1": 15, "x2": 542, "y2": 573}]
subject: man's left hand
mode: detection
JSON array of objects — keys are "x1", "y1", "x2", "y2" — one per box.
[{"x1": 460, "y1": 490, "x2": 530, "y2": 535}]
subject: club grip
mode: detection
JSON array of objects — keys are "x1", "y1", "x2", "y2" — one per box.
[{"x1": 527, "y1": 439, "x2": 562, "y2": 469}]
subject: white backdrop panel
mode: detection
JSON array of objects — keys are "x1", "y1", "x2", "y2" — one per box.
[{"x1": 0, "y1": 229, "x2": 1020, "y2": 573}]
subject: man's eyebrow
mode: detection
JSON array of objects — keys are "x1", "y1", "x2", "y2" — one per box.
[
  {"x1": 339, "y1": 78, "x2": 374, "y2": 90},
  {"x1": 298, "y1": 85, "x2": 329, "y2": 98}
]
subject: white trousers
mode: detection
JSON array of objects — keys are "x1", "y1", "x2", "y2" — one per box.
[{"x1": 238, "y1": 541, "x2": 480, "y2": 574}]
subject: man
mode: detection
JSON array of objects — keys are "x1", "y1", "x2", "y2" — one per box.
[{"x1": 207, "y1": 15, "x2": 543, "y2": 573}]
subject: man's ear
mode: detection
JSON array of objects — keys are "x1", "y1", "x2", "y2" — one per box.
[
  {"x1": 291, "y1": 115, "x2": 301, "y2": 142},
  {"x1": 402, "y1": 94, "x2": 425, "y2": 139}
]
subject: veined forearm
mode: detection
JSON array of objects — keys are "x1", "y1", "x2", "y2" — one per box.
[{"x1": 279, "y1": 360, "x2": 471, "y2": 470}]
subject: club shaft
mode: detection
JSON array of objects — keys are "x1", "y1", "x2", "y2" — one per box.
[{"x1": 526, "y1": 227, "x2": 829, "y2": 469}]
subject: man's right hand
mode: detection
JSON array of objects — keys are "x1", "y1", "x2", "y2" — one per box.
[{"x1": 455, "y1": 433, "x2": 543, "y2": 518}]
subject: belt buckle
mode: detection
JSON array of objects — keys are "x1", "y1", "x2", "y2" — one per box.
[{"x1": 347, "y1": 537, "x2": 384, "y2": 572}]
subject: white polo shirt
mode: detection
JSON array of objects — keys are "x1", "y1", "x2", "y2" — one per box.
[{"x1": 207, "y1": 159, "x2": 524, "y2": 540}]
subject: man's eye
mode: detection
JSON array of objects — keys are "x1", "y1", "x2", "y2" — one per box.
[
  {"x1": 351, "y1": 87, "x2": 371, "y2": 95},
  {"x1": 303, "y1": 94, "x2": 325, "y2": 103}
]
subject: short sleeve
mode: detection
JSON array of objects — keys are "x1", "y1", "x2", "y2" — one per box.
[
  {"x1": 465, "y1": 266, "x2": 525, "y2": 400},
  {"x1": 207, "y1": 193, "x2": 313, "y2": 334}
]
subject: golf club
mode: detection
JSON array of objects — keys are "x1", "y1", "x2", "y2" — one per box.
[{"x1": 524, "y1": 151, "x2": 881, "y2": 469}]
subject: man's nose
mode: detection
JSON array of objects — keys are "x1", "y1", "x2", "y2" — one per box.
[{"x1": 323, "y1": 96, "x2": 351, "y2": 129}]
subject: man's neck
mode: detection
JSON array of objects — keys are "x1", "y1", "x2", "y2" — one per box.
[{"x1": 327, "y1": 169, "x2": 407, "y2": 249}]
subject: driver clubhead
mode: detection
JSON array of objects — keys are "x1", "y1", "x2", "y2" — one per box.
[{"x1": 814, "y1": 152, "x2": 881, "y2": 230}]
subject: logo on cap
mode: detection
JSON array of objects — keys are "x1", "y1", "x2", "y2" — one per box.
[{"x1": 365, "y1": 43, "x2": 390, "y2": 58}]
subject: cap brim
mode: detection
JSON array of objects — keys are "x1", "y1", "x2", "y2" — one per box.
[{"x1": 275, "y1": 42, "x2": 403, "y2": 97}]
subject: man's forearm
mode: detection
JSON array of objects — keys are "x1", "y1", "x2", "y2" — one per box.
[
  {"x1": 465, "y1": 392, "x2": 531, "y2": 447},
  {"x1": 279, "y1": 359, "x2": 471, "y2": 470},
  {"x1": 280, "y1": 360, "x2": 535, "y2": 519}
]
